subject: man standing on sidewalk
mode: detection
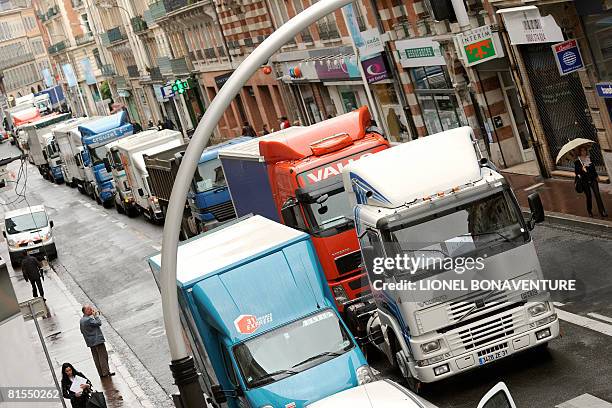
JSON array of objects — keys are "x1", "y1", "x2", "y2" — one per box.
[
  {"x1": 79, "y1": 304, "x2": 115, "y2": 378},
  {"x1": 21, "y1": 252, "x2": 45, "y2": 301}
]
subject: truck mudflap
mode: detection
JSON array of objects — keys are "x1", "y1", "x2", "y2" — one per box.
[{"x1": 344, "y1": 294, "x2": 380, "y2": 347}]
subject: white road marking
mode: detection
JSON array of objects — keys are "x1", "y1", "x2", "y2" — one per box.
[
  {"x1": 116, "y1": 222, "x2": 127, "y2": 229},
  {"x1": 553, "y1": 302, "x2": 565, "y2": 307},
  {"x1": 524, "y1": 182, "x2": 545, "y2": 192},
  {"x1": 556, "y1": 308, "x2": 612, "y2": 337},
  {"x1": 556, "y1": 393, "x2": 612, "y2": 408},
  {"x1": 587, "y1": 312, "x2": 612, "y2": 325}
]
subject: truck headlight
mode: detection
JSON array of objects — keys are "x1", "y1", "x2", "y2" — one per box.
[
  {"x1": 356, "y1": 365, "x2": 374, "y2": 385},
  {"x1": 332, "y1": 285, "x2": 349, "y2": 304},
  {"x1": 420, "y1": 339, "x2": 441, "y2": 354},
  {"x1": 528, "y1": 302, "x2": 548, "y2": 317},
  {"x1": 42, "y1": 232, "x2": 52, "y2": 242},
  {"x1": 7, "y1": 238, "x2": 18, "y2": 247}
]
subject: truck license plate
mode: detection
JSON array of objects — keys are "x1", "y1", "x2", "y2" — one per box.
[
  {"x1": 29, "y1": 249, "x2": 40, "y2": 254},
  {"x1": 478, "y1": 349, "x2": 508, "y2": 365}
]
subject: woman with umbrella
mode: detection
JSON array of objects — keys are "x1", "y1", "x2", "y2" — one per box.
[
  {"x1": 61, "y1": 363, "x2": 92, "y2": 408},
  {"x1": 558, "y1": 139, "x2": 608, "y2": 218}
]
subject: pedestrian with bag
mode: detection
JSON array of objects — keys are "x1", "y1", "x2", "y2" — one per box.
[
  {"x1": 21, "y1": 252, "x2": 45, "y2": 300},
  {"x1": 61, "y1": 363, "x2": 92, "y2": 408},
  {"x1": 80, "y1": 304, "x2": 115, "y2": 378},
  {"x1": 575, "y1": 146, "x2": 608, "y2": 218}
]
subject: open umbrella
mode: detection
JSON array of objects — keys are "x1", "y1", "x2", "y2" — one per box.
[
  {"x1": 86, "y1": 390, "x2": 107, "y2": 408},
  {"x1": 555, "y1": 138, "x2": 595, "y2": 164}
]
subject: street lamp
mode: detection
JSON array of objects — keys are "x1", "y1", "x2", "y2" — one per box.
[{"x1": 158, "y1": 0, "x2": 355, "y2": 406}]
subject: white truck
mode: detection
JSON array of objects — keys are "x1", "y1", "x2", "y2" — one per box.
[
  {"x1": 106, "y1": 129, "x2": 183, "y2": 221},
  {"x1": 53, "y1": 117, "x2": 92, "y2": 192},
  {"x1": 343, "y1": 127, "x2": 559, "y2": 390},
  {"x1": 17, "y1": 113, "x2": 71, "y2": 180}
]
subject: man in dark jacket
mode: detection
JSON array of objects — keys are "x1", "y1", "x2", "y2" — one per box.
[
  {"x1": 21, "y1": 252, "x2": 44, "y2": 300},
  {"x1": 80, "y1": 304, "x2": 115, "y2": 377}
]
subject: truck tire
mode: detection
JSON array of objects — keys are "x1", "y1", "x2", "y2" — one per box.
[
  {"x1": 9, "y1": 253, "x2": 20, "y2": 269},
  {"x1": 116, "y1": 201, "x2": 125, "y2": 214},
  {"x1": 95, "y1": 194, "x2": 102, "y2": 205},
  {"x1": 103, "y1": 199, "x2": 114, "y2": 209}
]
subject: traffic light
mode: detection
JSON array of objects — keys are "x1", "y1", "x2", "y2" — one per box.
[{"x1": 171, "y1": 79, "x2": 188, "y2": 95}]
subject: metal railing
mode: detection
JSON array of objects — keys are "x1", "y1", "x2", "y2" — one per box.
[
  {"x1": 47, "y1": 40, "x2": 67, "y2": 54},
  {"x1": 75, "y1": 32, "x2": 95, "y2": 45},
  {"x1": 127, "y1": 65, "x2": 140, "y2": 78},
  {"x1": 149, "y1": 0, "x2": 167, "y2": 20},
  {"x1": 102, "y1": 26, "x2": 127, "y2": 46},
  {"x1": 101, "y1": 64, "x2": 116, "y2": 77},
  {"x1": 149, "y1": 66, "x2": 163, "y2": 81},
  {"x1": 131, "y1": 15, "x2": 148, "y2": 33}
]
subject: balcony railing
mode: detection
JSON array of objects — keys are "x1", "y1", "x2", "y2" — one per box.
[
  {"x1": 71, "y1": 0, "x2": 83, "y2": 8},
  {"x1": 75, "y1": 32, "x2": 94, "y2": 45},
  {"x1": 149, "y1": 66, "x2": 162, "y2": 81},
  {"x1": 101, "y1": 26, "x2": 127, "y2": 46},
  {"x1": 317, "y1": 21, "x2": 340, "y2": 41},
  {"x1": 127, "y1": 65, "x2": 139, "y2": 78},
  {"x1": 131, "y1": 15, "x2": 148, "y2": 33},
  {"x1": 157, "y1": 56, "x2": 189, "y2": 75},
  {"x1": 101, "y1": 64, "x2": 116, "y2": 77},
  {"x1": 115, "y1": 76, "x2": 128, "y2": 90},
  {"x1": 46, "y1": 5, "x2": 59, "y2": 19},
  {"x1": 48, "y1": 40, "x2": 67, "y2": 54},
  {"x1": 0, "y1": 52, "x2": 34, "y2": 71}
]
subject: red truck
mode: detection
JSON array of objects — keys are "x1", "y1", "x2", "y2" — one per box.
[{"x1": 218, "y1": 107, "x2": 389, "y2": 341}]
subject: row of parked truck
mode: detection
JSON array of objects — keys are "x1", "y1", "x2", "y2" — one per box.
[{"x1": 16, "y1": 106, "x2": 558, "y2": 407}]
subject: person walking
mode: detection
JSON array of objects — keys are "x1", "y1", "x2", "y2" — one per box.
[
  {"x1": 79, "y1": 304, "x2": 115, "y2": 378},
  {"x1": 279, "y1": 116, "x2": 291, "y2": 130},
  {"x1": 575, "y1": 146, "x2": 608, "y2": 218},
  {"x1": 164, "y1": 117, "x2": 176, "y2": 130},
  {"x1": 61, "y1": 363, "x2": 92, "y2": 408},
  {"x1": 21, "y1": 252, "x2": 44, "y2": 300},
  {"x1": 261, "y1": 124, "x2": 270, "y2": 135}
]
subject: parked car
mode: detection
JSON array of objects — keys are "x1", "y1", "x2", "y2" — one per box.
[
  {"x1": 308, "y1": 380, "x2": 516, "y2": 408},
  {"x1": 2, "y1": 205, "x2": 57, "y2": 267}
]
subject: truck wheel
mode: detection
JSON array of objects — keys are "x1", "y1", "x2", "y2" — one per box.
[
  {"x1": 116, "y1": 202, "x2": 125, "y2": 214},
  {"x1": 9, "y1": 254, "x2": 20, "y2": 269},
  {"x1": 95, "y1": 195, "x2": 102, "y2": 205}
]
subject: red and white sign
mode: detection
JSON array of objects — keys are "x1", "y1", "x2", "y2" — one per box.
[
  {"x1": 298, "y1": 152, "x2": 374, "y2": 186},
  {"x1": 234, "y1": 315, "x2": 259, "y2": 335}
]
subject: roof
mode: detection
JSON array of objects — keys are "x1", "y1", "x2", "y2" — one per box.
[
  {"x1": 114, "y1": 129, "x2": 182, "y2": 153},
  {"x1": 218, "y1": 107, "x2": 371, "y2": 163},
  {"x1": 309, "y1": 380, "x2": 435, "y2": 408},
  {"x1": 78, "y1": 111, "x2": 128, "y2": 136},
  {"x1": 148, "y1": 215, "x2": 308, "y2": 288},
  {"x1": 21, "y1": 113, "x2": 71, "y2": 130},
  {"x1": 133, "y1": 138, "x2": 184, "y2": 173},
  {"x1": 11, "y1": 107, "x2": 40, "y2": 127},
  {"x1": 199, "y1": 136, "x2": 253, "y2": 163},
  {"x1": 51, "y1": 117, "x2": 91, "y2": 135},
  {"x1": 4, "y1": 205, "x2": 46, "y2": 219},
  {"x1": 343, "y1": 127, "x2": 482, "y2": 209}
]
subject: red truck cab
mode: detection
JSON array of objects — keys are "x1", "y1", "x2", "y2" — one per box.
[{"x1": 259, "y1": 107, "x2": 388, "y2": 314}]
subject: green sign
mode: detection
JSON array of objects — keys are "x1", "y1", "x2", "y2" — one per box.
[
  {"x1": 464, "y1": 38, "x2": 495, "y2": 63},
  {"x1": 405, "y1": 47, "x2": 435, "y2": 59},
  {"x1": 458, "y1": 25, "x2": 500, "y2": 67},
  {"x1": 171, "y1": 79, "x2": 189, "y2": 95}
]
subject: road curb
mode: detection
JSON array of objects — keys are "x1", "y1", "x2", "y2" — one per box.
[{"x1": 522, "y1": 208, "x2": 612, "y2": 235}]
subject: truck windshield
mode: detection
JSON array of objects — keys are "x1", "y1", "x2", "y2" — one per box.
[
  {"x1": 88, "y1": 145, "x2": 107, "y2": 165},
  {"x1": 193, "y1": 159, "x2": 225, "y2": 193},
  {"x1": 384, "y1": 190, "x2": 526, "y2": 281},
  {"x1": 301, "y1": 187, "x2": 353, "y2": 234},
  {"x1": 233, "y1": 310, "x2": 354, "y2": 389},
  {"x1": 5, "y1": 212, "x2": 48, "y2": 234}
]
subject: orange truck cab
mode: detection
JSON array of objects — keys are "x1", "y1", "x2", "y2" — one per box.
[{"x1": 218, "y1": 107, "x2": 389, "y2": 342}]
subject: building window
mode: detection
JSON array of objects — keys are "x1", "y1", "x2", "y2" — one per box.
[
  {"x1": 582, "y1": 13, "x2": 612, "y2": 81},
  {"x1": 310, "y1": 0, "x2": 340, "y2": 40},
  {"x1": 410, "y1": 66, "x2": 467, "y2": 134},
  {"x1": 81, "y1": 14, "x2": 92, "y2": 35},
  {"x1": 352, "y1": 1, "x2": 367, "y2": 31}
]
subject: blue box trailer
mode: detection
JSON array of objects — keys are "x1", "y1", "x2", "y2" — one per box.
[{"x1": 148, "y1": 215, "x2": 373, "y2": 408}]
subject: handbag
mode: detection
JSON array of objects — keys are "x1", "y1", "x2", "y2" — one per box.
[{"x1": 574, "y1": 176, "x2": 584, "y2": 194}]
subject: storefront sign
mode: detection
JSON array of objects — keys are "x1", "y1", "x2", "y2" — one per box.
[
  {"x1": 361, "y1": 54, "x2": 388, "y2": 84},
  {"x1": 395, "y1": 38, "x2": 445, "y2": 67},
  {"x1": 359, "y1": 29, "x2": 385, "y2": 57},
  {"x1": 457, "y1": 25, "x2": 503, "y2": 66},
  {"x1": 552, "y1": 39, "x2": 584, "y2": 76},
  {"x1": 497, "y1": 6, "x2": 563, "y2": 45},
  {"x1": 314, "y1": 57, "x2": 360, "y2": 80},
  {"x1": 214, "y1": 71, "x2": 233, "y2": 89},
  {"x1": 596, "y1": 83, "x2": 612, "y2": 98}
]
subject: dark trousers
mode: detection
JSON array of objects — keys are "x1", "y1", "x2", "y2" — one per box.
[
  {"x1": 30, "y1": 279, "x2": 44, "y2": 298},
  {"x1": 90, "y1": 343, "x2": 111, "y2": 376},
  {"x1": 584, "y1": 179, "x2": 607, "y2": 216}
]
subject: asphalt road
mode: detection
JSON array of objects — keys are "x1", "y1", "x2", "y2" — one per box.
[{"x1": 1, "y1": 140, "x2": 611, "y2": 408}]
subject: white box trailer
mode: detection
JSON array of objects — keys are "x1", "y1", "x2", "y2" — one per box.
[
  {"x1": 108, "y1": 129, "x2": 183, "y2": 220},
  {"x1": 18, "y1": 113, "x2": 71, "y2": 178},
  {"x1": 53, "y1": 117, "x2": 92, "y2": 191}
]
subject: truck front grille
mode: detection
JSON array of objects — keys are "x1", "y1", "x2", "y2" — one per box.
[
  {"x1": 207, "y1": 201, "x2": 236, "y2": 222},
  {"x1": 446, "y1": 310, "x2": 521, "y2": 354},
  {"x1": 335, "y1": 251, "x2": 362, "y2": 276}
]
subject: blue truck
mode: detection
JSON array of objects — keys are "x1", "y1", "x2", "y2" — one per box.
[
  {"x1": 144, "y1": 137, "x2": 251, "y2": 238},
  {"x1": 148, "y1": 215, "x2": 373, "y2": 408},
  {"x1": 77, "y1": 112, "x2": 134, "y2": 207}
]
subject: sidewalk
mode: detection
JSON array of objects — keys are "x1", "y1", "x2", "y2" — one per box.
[
  {"x1": 503, "y1": 171, "x2": 612, "y2": 226},
  {"x1": 8, "y1": 263, "x2": 155, "y2": 408}
]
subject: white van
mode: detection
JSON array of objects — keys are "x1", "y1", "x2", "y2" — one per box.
[{"x1": 2, "y1": 205, "x2": 57, "y2": 267}]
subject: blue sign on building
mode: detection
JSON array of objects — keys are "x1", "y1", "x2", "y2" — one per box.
[
  {"x1": 552, "y1": 39, "x2": 584, "y2": 76},
  {"x1": 596, "y1": 83, "x2": 612, "y2": 98}
]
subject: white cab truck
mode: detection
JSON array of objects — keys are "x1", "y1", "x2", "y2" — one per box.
[
  {"x1": 53, "y1": 117, "x2": 92, "y2": 191},
  {"x1": 106, "y1": 129, "x2": 183, "y2": 220},
  {"x1": 2, "y1": 205, "x2": 57, "y2": 267},
  {"x1": 342, "y1": 127, "x2": 559, "y2": 388}
]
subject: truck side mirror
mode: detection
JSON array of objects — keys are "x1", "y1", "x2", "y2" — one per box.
[
  {"x1": 318, "y1": 205, "x2": 328, "y2": 215},
  {"x1": 138, "y1": 188, "x2": 144, "y2": 197},
  {"x1": 103, "y1": 158, "x2": 112, "y2": 173},
  {"x1": 210, "y1": 385, "x2": 227, "y2": 404},
  {"x1": 2, "y1": 231, "x2": 5, "y2": 238},
  {"x1": 281, "y1": 199, "x2": 299, "y2": 229},
  {"x1": 49, "y1": 220, "x2": 54, "y2": 228},
  {"x1": 527, "y1": 192, "x2": 544, "y2": 229},
  {"x1": 477, "y1": 382, "x2": 516, "y2": 408}
]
